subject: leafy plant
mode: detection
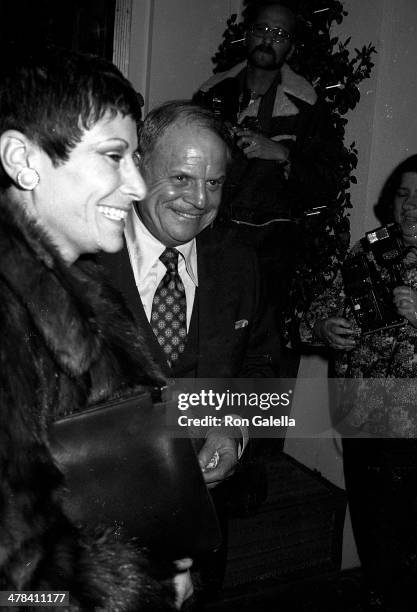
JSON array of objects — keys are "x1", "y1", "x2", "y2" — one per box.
[{"x1": 211, "y1": 0, "x2": 376, "y2": 345}]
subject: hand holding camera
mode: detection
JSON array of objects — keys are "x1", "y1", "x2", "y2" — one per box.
[
  {"x1": 234, "y1": 126, "x2": 290, "y2": 162},
  {"x1": 342, "y1": 224, "x2": 407, "y2": 335},
  {"x1": 393, "y1": 285, "x2": 417, "y2": 327},
  {"x1": 313, "y1": 317, "x2": 357, "y2": 350}
]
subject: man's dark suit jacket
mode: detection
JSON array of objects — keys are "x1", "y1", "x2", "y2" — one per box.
[
  {"x1": 100, "y1": 225, "x2": 279, "y2": 599},
  {"x1": 100, "y1": 225, "x2": 279, "y2": 379}
]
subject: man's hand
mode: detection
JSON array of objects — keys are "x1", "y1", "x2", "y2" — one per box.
[
  {"x1": 393, "y1": 285, "x2": 417, "y2": 327},
  {"x1": 314, "y1": 317, "x2": 357, "y2": 350},
  {"x1": 235, "y1": 128, "x2": 290, "y2": 162},
  {"x1": 198, "y1": 426, "x2": 239, "y2": 489}
]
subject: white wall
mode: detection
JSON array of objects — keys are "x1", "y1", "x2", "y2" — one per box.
[
  {"x1": 360, "y1": 0, "x2": 417, "y2": 237},
  {"x1": 340, "y1": 0, "x2": 417, "y2": 243},
  {"x1": 128, "y1": 0, "x2": 242, "y2": 113},
  {"x1": 286, "y1": 0, "x2": 417, "y2": 569}
]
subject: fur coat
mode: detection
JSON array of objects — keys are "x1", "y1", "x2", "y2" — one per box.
[{"x1": 0, "y1": 195, "x2": 175, "y2": 610}]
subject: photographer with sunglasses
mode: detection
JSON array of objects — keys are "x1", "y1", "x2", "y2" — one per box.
[{"x1": 195, "y1": 1, "x2": 337, "y2": 356}]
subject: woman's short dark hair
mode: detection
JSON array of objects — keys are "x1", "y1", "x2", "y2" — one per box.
[
  {"x1": 374, "y1": 154, "x2": 417, "y2": 225},
  {"x1": 138, "y1": 100, "x2": 233, "y2": 166},
  {"x1": 0, "y1": 45, "x2": 142, "y2": 168}
]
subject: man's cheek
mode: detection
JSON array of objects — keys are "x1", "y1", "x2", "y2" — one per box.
[
  {"x1": 147, "y1": 180, "x2": 178, "y2": 201},
  {"x1": 166, "y1": 185, "x2": 186, "y2": 199},
  {"x1": 208, "y1": 196, "x2": 222, "y2": 215}
]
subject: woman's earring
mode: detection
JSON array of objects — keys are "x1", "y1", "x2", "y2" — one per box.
[{"x1": 16, "y1": 167, "x2": 40, "y2": 190}]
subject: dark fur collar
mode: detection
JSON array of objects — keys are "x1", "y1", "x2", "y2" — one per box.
[{"x1": 0, "y1": 194, "x2": 165, "y2": 387}]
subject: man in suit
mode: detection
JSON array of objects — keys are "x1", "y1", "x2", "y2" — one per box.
[
  {"x1": 104, "y1": 100, "x2": 279, "y2": 479},
  {"x1": 102, "y1": 100, "x2": 280, "y2": 599}
]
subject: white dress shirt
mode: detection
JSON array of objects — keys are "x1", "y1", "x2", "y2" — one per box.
[
  {"x1": 124, "y1": 207, "x2": 198, "y2": 331},
  {"x1": 124, "y1": 206, "x2": 247, "y2": 457}
]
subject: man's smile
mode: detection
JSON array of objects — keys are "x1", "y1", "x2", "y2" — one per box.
[{"x1": 169, "y1": 206, "x2": 205, "y2": 219}]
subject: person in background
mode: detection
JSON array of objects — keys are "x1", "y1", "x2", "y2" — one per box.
[
  {"x1": 0, "y1": 45, "x2": 191, "y2": 610},
  {"x1": 300, "y1": 154, "x2": 417, "y2": 611},
  {"x1": 195, "y1": 0, "x2": 337, "y2": 356}
]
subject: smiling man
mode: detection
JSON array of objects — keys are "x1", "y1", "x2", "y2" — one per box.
[
  {"x1": 103, "y1": 101, "x2": 279, "y2": 481},
  {"x1": 102, "y1": 101, "x2": 280, "y2": 599},
  {"x1": 127, "y1": 102, "x2": 278, "y2": 371},
  {"x1": 137, "y1": 117, "x2": 226, "y2": 249},
  {"x1": 105, "y1": 100, "x2": 279, "y2": 463}
]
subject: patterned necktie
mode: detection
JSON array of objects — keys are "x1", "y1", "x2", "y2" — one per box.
[{"x1": 151, "y1": 248, "x2": 187, "y2": 366}]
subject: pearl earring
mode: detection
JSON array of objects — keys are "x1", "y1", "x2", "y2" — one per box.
[{"x1": 16, "y1": 167, "x2": 40, "y2": 191}]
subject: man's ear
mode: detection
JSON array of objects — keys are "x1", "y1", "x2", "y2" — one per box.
[{"x1": 0, "y1": 130, "x2": 36, "y2": 184}]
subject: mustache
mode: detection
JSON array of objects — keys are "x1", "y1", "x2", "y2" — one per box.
[{"x1": 252, "y1": 43, "x2": 275, "y2": 55}]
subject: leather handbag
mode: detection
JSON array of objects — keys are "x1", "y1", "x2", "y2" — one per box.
[{"x1": 49, "y1": 392, "x2": 221, "y2": 559}]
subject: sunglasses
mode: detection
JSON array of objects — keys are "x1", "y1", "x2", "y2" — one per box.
[{"x1": 248, "y1": 24, "x2": 293, "y2": 44}]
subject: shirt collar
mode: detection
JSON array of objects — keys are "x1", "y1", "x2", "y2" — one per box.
[{"x1": 125, "y1": 205, "x2": 198, "y2": 286}]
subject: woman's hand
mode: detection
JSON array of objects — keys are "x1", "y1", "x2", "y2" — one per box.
[
  {"x1": 393, "y1": 285, "x2": 417, "y2": 327},
  {"x1": 173, "y1": 558, "x2": 193, "y2": 609},
  {"x1": 235, "y1": 129, "x2": 289, "y2": 162},
  {"x1": 313, "y1": 317, "x2": 357, "y2": 350}
]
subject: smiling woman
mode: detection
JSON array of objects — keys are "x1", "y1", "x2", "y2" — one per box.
[
  {"x1": 0, "y1": 45, "x2": 189, "y2": 610},
  {"x1": 300, "y1": 154, "x2": 417, "y2": 609},
  {"x1": 26, "y1": 113, "x2": 146, "y2": 263}
]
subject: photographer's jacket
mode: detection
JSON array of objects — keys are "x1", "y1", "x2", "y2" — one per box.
[
  {"x1": 300, "y1": 240, "x2": 417, "y2": 436},
  {"x1": 196, "y1": 62, "x2": 338, "y2": 222},
  {"x1": 0, "y1": 197, "x2": 174, "y2": 609}
]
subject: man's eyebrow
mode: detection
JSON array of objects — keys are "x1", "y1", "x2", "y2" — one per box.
[{"x1": 170, "y1": 170, "x2": 193, "y2": 177}]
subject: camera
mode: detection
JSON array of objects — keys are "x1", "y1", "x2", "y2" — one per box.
[
  {"x1": 342, "y1": 223, "x2": 406, "y2": 335},
  {"x1": 206, "y1": 93, "x2": 262, "y2": 147}
]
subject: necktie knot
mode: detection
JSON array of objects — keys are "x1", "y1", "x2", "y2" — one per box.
[
  {"x1": 159, "y1": 248, "x2": 179, "y2": 273},
  {"x1": 152, "y1": 247, "x2": 187, "y2": 367}
]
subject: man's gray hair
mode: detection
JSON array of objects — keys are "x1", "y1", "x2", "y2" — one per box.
[{"x1": 138, "y1": 100, "x2": 233, "y2": 163}]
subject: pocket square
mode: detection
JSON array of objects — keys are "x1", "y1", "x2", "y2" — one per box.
[{"x1": 235, "y1": 319, "x2": 248, "y2": 329}]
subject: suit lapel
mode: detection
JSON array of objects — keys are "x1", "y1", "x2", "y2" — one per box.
[
  {"x1": 102, "y1": 232, "x2": 236, "y2": 378},
  {"x1": 196, "y1": 231, "x2": 235, "y2": 375}
]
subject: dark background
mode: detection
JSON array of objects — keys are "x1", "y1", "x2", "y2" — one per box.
[{"x1": 0, "y1": 0, "x2": 116, "y2": 59}]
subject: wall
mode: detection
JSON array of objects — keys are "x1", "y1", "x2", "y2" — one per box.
[
  {"x1": 341, "y1": 0, "x2": 417, "y2": 243},
  {"x1": 359, "y1": 0, "x2": 417, "y2": 237},
  {"x1": 286, "y1": 0, "x2": 417, "y2": 569},
  {"x1": 128, "y1": 0, "x2": 242, "y2": 113}
]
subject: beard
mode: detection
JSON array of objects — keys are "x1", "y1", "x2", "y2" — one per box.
[{"x1": 247, "y1": 44, "x2": 282, "y2": 70}]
